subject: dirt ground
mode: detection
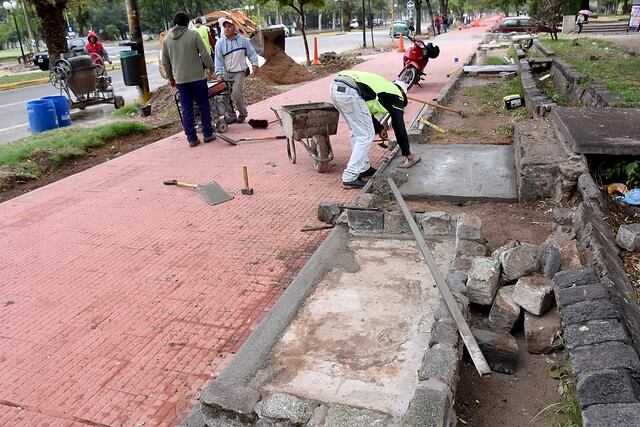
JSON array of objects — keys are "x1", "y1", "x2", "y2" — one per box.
[{"x1": 581, "y1": 33, "x2": 640, "y2": 56}]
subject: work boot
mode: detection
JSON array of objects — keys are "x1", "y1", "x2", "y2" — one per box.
[
  {"x1": 342, "y1": 178, "x2": 366, "y2": 189},
  {"x1": 204, "y1": 134, "x2": 217, "y2": 143},
  {"x1": 188, "y1": 139, "x2": 201, "y2": 147},
  {"x1": 236, "y1": 115, "x2": 246, "y2": 124},
  {"x1": 225, "y1": 115, "x2": 237, "y2": 124},
  {"x1": 358, "y1": 166, "x2": 377, "y2": 179}
]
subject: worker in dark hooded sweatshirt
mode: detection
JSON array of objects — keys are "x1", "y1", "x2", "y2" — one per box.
[
  {"x1": 330, "y1": 70, "x2": 420, "y2": 189},
  {"x1": 162, "y1": 11, "x2": 216, "y2": 147}
]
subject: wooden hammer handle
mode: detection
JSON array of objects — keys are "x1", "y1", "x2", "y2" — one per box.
[
  {"x1": 242, "y1": 165, "x2": 249, "y2": 189},
  {"x1": 407, "y1": 95, "x2": 464, "y2": 117}
]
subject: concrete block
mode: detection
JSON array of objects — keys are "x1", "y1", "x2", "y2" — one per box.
[
  {"x1": 417, "y1": 347, "x2": 460, "y2": 389},
  {"x1": 455, "y1": 239, "x2": 488, "y2": 257},
  {"x1": 583, "y1": 403, "x2": 640, "y2": 427},
  {"x1": 385, "y1": 211, "x2": 411, "y2": 233},
  {"x1": 564, "y1": 319, "x2": 629, "y2": 350},
  {"x1": 616, "y1": 223, "x2": 640, "y2": 252},
  {"x1": 318, "y1": 203, "x2": 342, "y2": 225},
  {"x1": 471, "y1": 327, "x2": 519, "y2": 374},
  {"x1": 255, "y1": 393, "x2": 317, "y2": 424},
  {"x1": 556, "y1": 283, "x2": 608, "y2": 307},
  {"x1": 456, "y1": 213, "x2": 485, "y2": 243},
  {"x1": 513, "y1": 276, "x2": 555, "y2": 315},
  {"x1": 402, "y1": 379, "x2": 454, "y2": 427},
  {"x1": 571, "y1": 342, "x2": 640, "y2": 376},
  {"x1": 347, "y1": 209, "x2": 384, "y2": 233},
  {"x1": 541, "y1": 245, "x2": 562, "y2": 279},
  {"x1": 553, "y1": 267, "x2": 599, "y2": 289},
  {"x1": 577, "y1": 370, "x2": 640, "y2": 408},
  {"x1": 420, "y1": 211, "x2": 452, "y2": 237},
  {"x1": 500, "y1": 243, "x2": 542, "y2": 282},
  {"x1": 488, "y1": 285, "x2": 521, "y2": 332},
  {"x1": 524, "y1": 308, "x2": 562, "y2": 354},
  {"x1": 324, "y1": 404, "x2": 389, "y2": 427},
  {"x1": 467, "y1": 256, "x2": 501, "y2": 305},
  {"x1": 559, "y1": 299, "x2": 618, "y2": 325}
]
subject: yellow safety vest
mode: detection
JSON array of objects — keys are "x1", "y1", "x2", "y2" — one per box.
[{"x1": 338, "y1": 70, "x2": 402, "y2": 115}]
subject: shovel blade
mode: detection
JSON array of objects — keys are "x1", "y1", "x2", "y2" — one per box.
[{"x1": 198, "y1": 181, "x2": 234, "y2": 206}]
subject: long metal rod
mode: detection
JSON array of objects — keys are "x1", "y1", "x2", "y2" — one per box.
[{"x1": 387, "y1": 178, "x2": 492, "y2": 376}]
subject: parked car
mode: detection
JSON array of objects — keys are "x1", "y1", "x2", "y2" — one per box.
[
  {"x1": 372, "y1": 18, "x2": 385, "y2": 26},
  {"x1": 390, "y1": 21, "x2": 410, "y2": 38},
  {"x1": 350, "y1": 19, "x2": 359, "y2": 29},
  {"x1": 268, "y1": 24, "x2": 290, "y2": 37},
  {"x1": 34, "y1": 37, "x2": 88, "y2": 71},
  {"x1": 488, "y1": 16, "x2": 535, "y2": 33}
]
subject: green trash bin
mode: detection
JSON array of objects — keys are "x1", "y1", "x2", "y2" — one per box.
[{"x1": 120, "y1": 50, "x2": 140, "y2": 86}]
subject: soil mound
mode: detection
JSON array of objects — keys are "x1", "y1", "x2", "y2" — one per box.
[
  {"x1": 258, "y1": 48, "x2": 314, "y2": 85},
  {"x1": 149, "y1": 84, "x2": 176, "y2": 114},
  {"x1": 244, "y1": 76, "x2": 281, "y2": 105}
]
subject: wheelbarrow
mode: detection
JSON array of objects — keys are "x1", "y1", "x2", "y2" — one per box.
[{"x1": 271, "y1": 102, "x2": 339, "y2": 173}]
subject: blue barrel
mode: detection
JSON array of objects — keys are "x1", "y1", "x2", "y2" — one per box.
[
  {"x1": 42, "y1": 95, "x2": 71, "y2": 127},
  {"x1": 27, "y1": 99, "x2": 59, "y2": 134}
]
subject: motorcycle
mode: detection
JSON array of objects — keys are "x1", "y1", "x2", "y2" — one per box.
[{"x1": 397, "y1": 35, "x2": 440, "y2": 89}]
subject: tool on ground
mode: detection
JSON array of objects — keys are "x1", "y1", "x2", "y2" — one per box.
[
  {"x1": 407, "y1": 95, "x2": 465, "y2": 117},
  {"x1": 503, "y1": 94, "x2": 524, "y2": 110},
  {"x1": 163, "y1": 179, "x2": 233, "y2": 206},
  {"x1": 387, "y1": 178, "x2": 492, "y2": 376},
  {"x1": 301, "y1": 224, "x2": 335, "y2": 232},
  {"x1": 248, "y1": 119, "x2": 279, "y2": 129},
  {"x1": 217, "y1": 133, "x2": 238, "y2": 145},
  {"x1": 418, "y1": 117, "x2": 447, "y2": 134},
  {"x1": 238, "y1": 135, "x2": 286, "y2": 142},
  {"x1": 446, "y1": 65, "x2": 464, "y2": 78},
  {"x1": 241, "y1": 165, "x2": 254, "y2": 195}
]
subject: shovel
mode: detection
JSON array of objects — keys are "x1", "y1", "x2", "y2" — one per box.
[
  {"x1": 238, "y1": 135, "x2": 286, "y2": 142},
  {"x1": 163, "y1": 179, "x2": 233, "y2": 206}
]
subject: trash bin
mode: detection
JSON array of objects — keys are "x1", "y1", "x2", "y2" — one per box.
[
  {"x1": 27, "y1": 99, "x2": 59, "y2": 134},
  {"x1": 120, "y1": 50, "x2": 140, "y2": 86}
]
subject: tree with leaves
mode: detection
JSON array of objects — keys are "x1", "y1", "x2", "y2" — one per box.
[
  {"x1": 31, "y1": 0, "x2": 68, "y2": 65},
  {"x1": 529, "y1": 0, "x2": 562, "y2": 40}
]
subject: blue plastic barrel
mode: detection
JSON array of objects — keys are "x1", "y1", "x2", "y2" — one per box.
[
  {"x1": 27, "y1": 99, "x2": 59, "y2": 134},
  {"x1": 42, "y1": 95, "x2": 71, "y2": 127}
]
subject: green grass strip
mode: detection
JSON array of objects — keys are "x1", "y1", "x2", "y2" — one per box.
[{"x1": 0, "y1": 71, "x2": 49, "y2": 85}]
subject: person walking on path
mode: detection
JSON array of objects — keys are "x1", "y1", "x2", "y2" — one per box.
[
  {"x1": 330, "y1": 70, "x2": 421, "y2": 189},
  {"x1": 162, "y1": 11, "x2": 216, "y2": 147},
  {"x1": 434, "y1": 14, "x2": 442, "y2": 35},
  {"x1": 576, "y1": 13, "x2": 585, "y2": 34},
  {"x1": 194, "y1": 17, "x2": 215, "y2": 62},
  {"x1": 442, "y1": 14, "x2": 449, "y2": 33},
  {"x1": 214, "y1": 17, "x2": 259, "y2": 124}
]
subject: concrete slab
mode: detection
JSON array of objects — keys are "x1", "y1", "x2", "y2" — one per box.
[
  {"x1": 396, "y1": 144, "x2": 518, "y2": 200},
  {"x1": 252, "y1": 237, "x2": 455, "y2": 417},
  {"x1": 551, "y1": 107, "x2": 640, "y2": 155}
]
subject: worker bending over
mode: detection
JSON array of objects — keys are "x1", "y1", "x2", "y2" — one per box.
[{"x1": 330, "y1": 70, "x2": 420, "y2": 188}]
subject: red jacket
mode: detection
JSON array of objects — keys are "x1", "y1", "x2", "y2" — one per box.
[{"x1": 84, "y1": 31, "x2": 110, "y2": 62}]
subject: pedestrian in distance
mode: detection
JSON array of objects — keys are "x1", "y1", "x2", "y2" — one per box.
[
  {"x1": 576, "y1": 13, "x2": 585, "y2": 34},
  {"x1": 434, "y1": 14, "x2": 442, "y2": 35},
  {"x1": 330, "y1": 70, "x2": 421, "y2": 189},
  {"x1": 162, "y1": 11, "x2": 217, "y2": 147},
  {"x1": 442, "y1": 15, "x2": 449, "y2": 33},
  {"x1": 193, "y1": 17, "x2": 216, "y2": 63},
  {"x1": 214, "y1": 17, "x2": 259, "y2": 124}
]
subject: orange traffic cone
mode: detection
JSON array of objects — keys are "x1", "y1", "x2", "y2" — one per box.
[
  {"x1": 312, "y1": 37, "x2": 321, "y2": 65},
  {"x1": 397, "y1": 33, "x2": 406, "y2": 53}
]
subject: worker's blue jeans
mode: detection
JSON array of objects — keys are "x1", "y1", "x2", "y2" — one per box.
[{"x1": 176, "y1": 79, "x2": 213, "y2": 143}]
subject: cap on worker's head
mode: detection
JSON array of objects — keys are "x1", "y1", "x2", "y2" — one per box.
[
  {"x1": 393, "y1": 79, "x2": 409, "y2": 95},
  {"x1": 194, "y1": 17, "x2": 203, "y2": 24},
  {"x1": 218, "y1": 17, "x2": 234, "y2": 27}
]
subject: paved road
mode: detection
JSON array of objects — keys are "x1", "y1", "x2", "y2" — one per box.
[{"x1": 0, "y1": 29, "x2": 396, "y2": 144}]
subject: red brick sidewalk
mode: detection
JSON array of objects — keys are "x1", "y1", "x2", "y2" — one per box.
[{"x1": 0, "y1": 30, "x2": 482, "y2": 426}]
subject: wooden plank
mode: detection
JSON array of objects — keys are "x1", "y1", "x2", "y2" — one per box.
[
  {"x1": 463, "y1": 65, "x2": 519, "y2": 74},
  {"x1": 387, "y1": 178, "x2": 492, "y2": 376}
]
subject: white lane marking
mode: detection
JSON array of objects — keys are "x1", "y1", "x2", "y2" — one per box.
[
  {"x1": 0, "y1": 100, "x2": 28, "y2": 110},
  {"x1": 0, "y1": 123, "x2": 28, "y2": 132}
]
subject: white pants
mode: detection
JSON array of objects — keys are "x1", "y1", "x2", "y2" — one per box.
[{"x1": 330, "y1": 81, "x2": 375, "y2": 182}]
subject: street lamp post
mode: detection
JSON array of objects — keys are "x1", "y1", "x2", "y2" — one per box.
[
  {"x1": 361, "y1": 0, "x2": 366, "y2": 47},
  {"x1": 3, "y1": 1, "x2": 26, "y2": 63}
]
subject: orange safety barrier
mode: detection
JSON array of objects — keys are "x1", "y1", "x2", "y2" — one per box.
[
  {"x1": 397, "y1": 33, "x2": 406, "y2": 53},
  {"x1": 312, "y1": 37, "x2": 321, "y2": 65}
]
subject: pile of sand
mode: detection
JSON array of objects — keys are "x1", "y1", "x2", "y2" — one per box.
[
  {"x1": 258, "y1": 48, "x2": 314, "y2": 85},
  {"x1": 149, "y1": 84, "x2": 177, "y2": 114},
  {"x1": 244, "y1": 76, "x2": 282, "y2": 105}
]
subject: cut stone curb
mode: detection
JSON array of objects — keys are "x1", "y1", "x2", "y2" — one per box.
[
  {"x1": 417, "y1": 347, "x2": 459, "y2": 389},
  {"x1": 559, "y1": 299, "x2": 619, "y2": 325},
  {"x1": 524, "y1": 308, "x2": 562, "y2": 354},
  {"x1": 582, "y1": 403, "x2": 640, "y2": 427},
  {"x1": 555, "y1": 283, "x2": 608, "y2": 307},
  {"x1": 402, "y1": 379, "x2": 454, "y2": 427},
  {"x1": 471, "y1": 327, "x2": 519, "y2": 374},
  {"x1": 570, "y1": 342, "x2": 640, "y2": 376},
  {"x1": 456, "y1": 213, "x2": 485, "y2": 243},
  {"x1": 467, "y1": 256, "x2": 501, "y2": 305},
  {"x1": 564, "y1": 319, "x2": 629, "y2": 350},
  {"x1": 255, "y1": 393, "x2": 317, "y2": 424},
  {"x1": 553, "y1": 267, "x2": 599, "y2": 289},
  {"x1": 488, "y1": 285, "x2": 521, "y2": 331},
  {"x1": 421, "y1": 211, "x2": 452, "y2": 237},
  {"x1": 577, "y1": 369, "x2": 640, "y2": 408},
  {"x1": 541, "y1": 245, "x2": 561, "y2": 278},
  {"x1": 324, "y1": 404, "x2": 389, "y2": 427},
  {"x1": 513, "y1": 276, "x2": 555, "y2": 316}
]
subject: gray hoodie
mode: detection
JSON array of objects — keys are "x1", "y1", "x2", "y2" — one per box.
[{"x1": 162, "y1": 25, "x2": 214, "y2": 84}]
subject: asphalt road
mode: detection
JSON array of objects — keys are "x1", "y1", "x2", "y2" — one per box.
[{"x1": 0, "y1": 28, "x2": 396, "y2": 144}]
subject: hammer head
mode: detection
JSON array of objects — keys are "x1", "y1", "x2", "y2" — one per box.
[{"x1": 241, "y1": 188, "x2": 254, "y2": 195}]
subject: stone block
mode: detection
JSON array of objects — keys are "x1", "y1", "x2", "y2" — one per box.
[
  {"x1": 564, "y1": 319, "x2": 629, "y2": 350},
  {"x1": 553, "y1": 207, "x2": 575, "y2": 226},
  {"x1": 541, "y1": 245, "x2": 561, "y2": 279},
  {"x1": 500, "y1": 243, "x2": 542, "y2": 282},
  {"x1": 318, "y1": 203, "x2": 342, "y2": 225},
  {"x1": 456, "y1": 213, "x2": 485, "y2": 243},
  {"x1": 402, "y1": 379, "x2": 454, "y2": 427},
  {"x1": 179, "y1": 407, "x2": 206, "y2": 427},
  {"x1": 420, "y1": 211, "x2": 452, "y2": 237},
  {"x1": 324, "y1": 404, "x2": 389, "y2": 427},
  {"x1": 553, "y1": 267, "x2": 599, "y2": 289},
  {"x1": 418, "y1": 347, "x2": 459, "y2": 389},
  {"x1": 559, "y1": 299, "x2": 618, "y2": 325},
  {"x1": 577, "y1": 370, "x2": 640, "y2": 408},
  {"x1": 616, "y1": 223, "x2": 640, "y2": 252},
  {"x1": 445, "y1": 271, "x2": 468, "y2": 295},
  {"x1": 571, "y1": 342, "x2": 640, "y2": 376},
  {"x1": 472, "y1": 327, "x2": 519, "y2": 374},
  {"x1": 488, "y1": 285, "x2": 521, "y2": 332},
  {"x1": 545, "y1": 233, "x2": 583, "y2": 271},
  {"x1": 524, "y1": 308, "x2": 562, "y2": 354},
  {"x1": 578, "y1": 173, "x2": 604, "y2": 207},
  {"x1": 200, "y1": 383, "x2": 260, "y2": 418},
  {"x1": 456, "y1": 239, "x2": 488, "y2": 257},
  {"x1": 556, "y1": 283, "x2": 608, "y2": 307},
  {"x1": 491, "y1": 240, "x2": 519, "y2": 260},
  {"x1": 583, "y1": 403, "x2": 640, "y2": 427},
  {"x1": 255, "y1": 393, "x2": 317, "y2": 424},
  {"x1": 429, "y1": 321, "x2": 459, "y2": 349},
  {"x1": 467, "y1": 257, "x2": 501, "y2": 305},
  {"x1": 384, "y1": 211, "x2": 411, "y2": 233},
  {"x1": 434, "y1": 293, "x2": 469, "y2": 323},
  {"x1": 347, "y1": 209, "x2": 384, "y2": 233},
  {"x1": 452, "y1": 255, "x2": 473, "y2": 272},
  {"x1": 307, "y1": 406, "x2": 328, "y2": 427},
  {"x1": 513, "y1": 276, "x2": 555, "y2": 316}
]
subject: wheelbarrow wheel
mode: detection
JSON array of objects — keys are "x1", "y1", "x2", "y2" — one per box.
[
  {"x1": 286, "y1": 137, "x2": 297, "y2": 164},
  {"x1": 312, "y1": 135, "x2": 330, "y2": 173},
  {"x1": 114, "y1": 96, "x2": 125, "y2": 109}
]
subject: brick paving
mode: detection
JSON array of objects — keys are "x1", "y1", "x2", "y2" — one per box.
[{"x1": 0, "y1": 29, "x2": 482, "y2": 426}]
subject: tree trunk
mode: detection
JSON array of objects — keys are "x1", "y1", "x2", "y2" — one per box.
[
  {"x1": 298, "y1": 2, "x2": 311, "y2": 65},
  {"x1": 415, "y1": 0, "x2": 422, "y2": 34},
  {"x1": 32, "y1": 0, "x2": 68, "y2": 67},
  {"x1": 77, "y1": 3, "x2": 84, "y2": 36},
  {"x1": 425, "y1": 0, "x2": 435, "y2": 36},
  {"x1": 622, "y1": 0, "x2": 630, "y2": 13},
  {"x1": 580, "y1": 0, "x2": 589, "y2": 9}
]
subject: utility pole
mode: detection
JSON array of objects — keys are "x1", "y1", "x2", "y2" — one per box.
[
  {"x1": 125, "y1": 0, "x2": 150, "y2": 102},
  {"x1": 361, "y1": 0, "x2": 366, "y2": 47}
]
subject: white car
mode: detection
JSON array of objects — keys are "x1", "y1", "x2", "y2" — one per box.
[
  {"x1": 350, "y1": 19, "x2": 359, "y2": 29},
  {"x1": 268, "y1": 24, "x2": 290, "y2": 37}
]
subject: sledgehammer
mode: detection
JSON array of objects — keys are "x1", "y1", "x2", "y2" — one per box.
[
  {"x1": 241, "y1": 165, "x2": 254, "y2": 195},
  {"x1": 407, "y1": 95, "x2": 465, "y2": 117}
]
